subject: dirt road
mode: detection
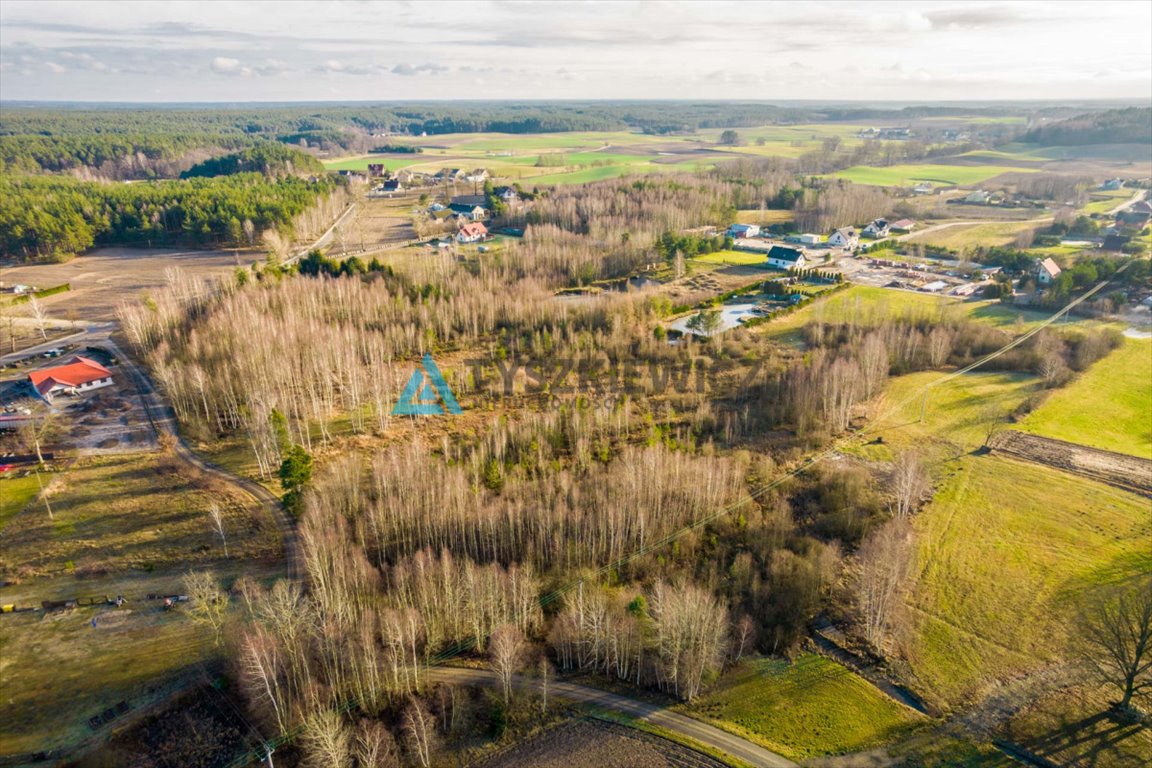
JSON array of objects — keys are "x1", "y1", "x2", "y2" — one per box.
[{"x1": 426, "y1": 667, "x2": 799, "y2": 768}]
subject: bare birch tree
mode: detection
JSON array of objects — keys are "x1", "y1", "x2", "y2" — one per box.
[
  {"x1": 889, "y1": 450, "x2": 930, "y2": 519},
  {"x1": 489, "y1": 624, "x2": 526, "y2": 706},
  {"x1": 854, "y1": 518, "x2": 913, "y2": 654}
]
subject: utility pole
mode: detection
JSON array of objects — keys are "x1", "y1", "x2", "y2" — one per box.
[{"x1": 263, "y1": 744, "x2": 275, "y2": 767}]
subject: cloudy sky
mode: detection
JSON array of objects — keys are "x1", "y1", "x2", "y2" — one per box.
[{"x1": 1, "y1": 0, "x2": 1149, "y2": 103}]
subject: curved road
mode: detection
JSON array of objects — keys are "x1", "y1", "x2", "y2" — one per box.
[{"x1": 426, "y1": 667, "x2": 798, "y2": 768}]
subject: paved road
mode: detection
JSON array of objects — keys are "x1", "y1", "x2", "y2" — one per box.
[
  {"x1": 426, "y1": 667, "x2": 798, "y2": 768},
  {"x1": 1107, "y1": 189, "x2": 1147, "y2": 216}
]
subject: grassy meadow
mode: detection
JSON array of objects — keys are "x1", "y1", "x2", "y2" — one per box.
[
  {"x1": 1019, "y1": 338, "x2": 1152, "y2": 459},
  {"x1": 832, "y1": 163, "x2": 1032, "y2": 188},
  {"x1": 870, "y1": 371, "x2": 1152, "y2": 708},
  {"x1": 686, "y1": 654, "x2": 923, "y2": 759},
  {"x1": 904, "y1": 220, "x2": 1043, "y2": 249}
]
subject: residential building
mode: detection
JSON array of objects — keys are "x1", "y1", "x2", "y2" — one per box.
[
  {"x1": 382, "y1": 179, "x2": 403, "y2": 192},
  {"x1": 766, "y1": 245, "x2": 808, "y2": 270},
  {"x1": 862, "y1": 219, "x2": 889, "y2": 238},
  {"x1": 889, "y1": 219, "x2": 916, "y2": 233},
  {"x1": 1100, "y1": 179, "x2": 1123, "y2": 191},
  {"x1": 913, "y1": 182, "x2": 935, "y2": 195},
  {"x1": 798, "y1": 233, "x2": 822, "y2": 246},
  {"x1": 29, "y1": 357, "x2": 114, "y2": 401},
  {"x1": 493, "y1": 186, "x2": 519, "y2": 203},
  {"x1": 1130, "y1": 200, "x2": 1152, "y2": 214},
  {"x1": 465, "y1": 169, "x2": 489, "y2": 183},
  {"x1": 1035, "y1": 257, "x2": 1062, "y2": 285},
  {"x1": 456, "y1": 222, "x2": 489, "y2": 244},
  {"x1": 964, "y1": 190, "x2": 991, "y2": 204},
  {"x1": 367, "y1": 163, "x2": 385, "y2": 177},
  {"x1": 728, "y1": 223, "x2": 760, "y2": 239},
  {"x1": 827, "y1": 227, "x2": 858, "y2": 248}
]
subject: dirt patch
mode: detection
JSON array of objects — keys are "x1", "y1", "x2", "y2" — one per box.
[
  {"x1": 1, "y1": 247, "x2": 252, "y2": 323},
  {"x1": 475, "y1": 718, "x2": 726, "y2": 768},
  {"x1": 989, "y1": 430, "x2": 1152, "y2": 496}
]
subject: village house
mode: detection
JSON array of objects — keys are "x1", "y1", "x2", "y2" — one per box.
[
  {"x1": 1117, "y1": 210, "x2": 1151, "y2": 231},
  {"x1": 456, "y1": 222, "x2": 489, "y2": 244},
  {"x1": 889, "y1": 219, "x2": 916, "y2": 233},
  {"x1": 913, "y1": 182, "x2": 935, "y2": 195},
  {"x1": 381, "y1": 179, "x2": 403, "y2": 192},
  {"x1": 449, "y1": 194, "x2": 489, "y2": 221},
  {"x1": 493, "y1": 186, "x2": 519, "y2": 203},
  {"x1": 465, "y1": 169, "x2": 489, "y2": 183},
  {"x1": 1100, "y1": 178, "x2": 1123, "y2": 191},
  {"x1": 1131, "y1": 200, "x2": 1152, "y2": 214},
  {"x1": 862, "y1": 218, "x2": 889, "y2": 238},
  {"x1": 1035, "y1": 257, "x2": 1062, "y2": 285},
  {"x1": 964, "y1": 190, "x2": 991, "y2": 204},
  {"x1": 28, "y1": 357, "x2": 114, "y2": 402},
  {"x1": 727, "y1": 223, "x2": 760, "y2": 239},
  {"x1": 367, "y1": 163, "x2": 386, "y2": 178},
  {"x1": 827, "y1": 227, "x2": 857, "y2": 248},
  {"x1": 797, "y1": 233, "x2": 822, "y2": 246},
  {"x1": 766, "y1": 245, "x2": 808, "y2": 270}
]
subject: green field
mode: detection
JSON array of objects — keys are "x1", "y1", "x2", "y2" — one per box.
[
  {"x1": 1078, "y1": 188, "x2": 1133, "y2": 215},
  {"x1": 691, "y1": 250, "x2": 773, "y2": 266},
  {"x1": 904, "y1": 220, "x2": 1044, "y2": 249},
  {"x1": 872, "y1": 372, "x2": 1152, "y2": 707},
  {"x1": 1019, "y1": 338, "x2": 1152, "y2": 459},
  {"x1": 0, "y1": 474, "x2": 41, "y2": 531},
  {"x1": 687, "y1": 655, "x2": 922, "y2": 759},
  {"x1": 833, "y1": 163, "x2": 1032, "y2": 187}
]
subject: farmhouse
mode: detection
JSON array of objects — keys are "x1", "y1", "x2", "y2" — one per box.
[
  {"x1": 827, "y1": 227, "x2": 857, "y2": 248},
  {"x1": 450, "y1": 194, "x2": 489, "y2": 220},
  {"x1": 766, "y1": 245, "x2": 808, "y2": 270},
  {"x1": 28, "y1": 357, "x2": 113, "y2": 402},
  {"x1": 727, "y1": 223, "x2": 760, "y2": 238},
  {"x1": 1035, "y1": 257, "x2": 1062, "y2": 285},
  {"x1": 1100, "y1": 179, "x2": 1123, "y2": 191},
  {"x1": 456, "y1": 222, "x2": 489, "y2": 244},
  {"x1": 964, "y1": 190, "x2": 991, "y2": 204},
  {"x1": 862, "y1": 219, "x2": 889, "y2": 238},
  {"x1": 1117, "y1": 210, "x2": 1150, "y2": 230},
  {"x1": 381, "y1": 179, "x2": 403, "y2": 192},
  {"x1": 493, "y1": 186, "x2": 519, "y2": 203},
  {"x1": 466, "y1": 169, "x2": 489, "y2": 183},
  {"x1": 889, "y1": 219, "x2": 916, "y2": 233}
]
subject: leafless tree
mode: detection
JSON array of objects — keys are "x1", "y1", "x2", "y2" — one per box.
[
  {"x1": 854, "y1": 518, "x2": 914, "y2": 655},
  {"x1": 538, "y1": 656, "x2": 553, "y2": 717},
  {"x1": 889, "y1": 450, "x2": 930, "y2": 519},
  {"x1": 731, "y1": 615, "x2": 756, "y2": 663},
  {"x1": 182, "y1": 569, "x2": 229, "y2": 645},
  {"x1": 208, "y1": 502, "x2": 229, "y2": 557},
  {"x1": 1076, "y1": 577, "x2": 1152, "y2": 712},
  {"x1": 401, "y1": 697, "x2": 438, "y2": 768},
  {"x1": 354, "y1": 719, "x2": 400, "y2": 768},
  {"x1": 27, "y1": 295, "x2": 49, "y2": 341},
  {"x1": 489, "y1": 624, "x2": 526, "y2": 706},
  {"x1": 301, "y1": 708, "x2": 351, "y2": 768}
]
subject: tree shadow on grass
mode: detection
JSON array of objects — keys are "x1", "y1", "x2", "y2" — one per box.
[{"x1": 1021, "y1": 709, "x2": 1149, "y2": 767}]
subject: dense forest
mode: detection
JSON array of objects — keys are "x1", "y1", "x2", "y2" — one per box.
[
  {"x1": 181, "y1": 142, "x2": 326, "y2": 179},
  {"x1": 0, "y1": 173, "x2": 344, "y2": 258},
  {"x1": 1021, "y1": 106, "x2": 1152, "y2": 146}
]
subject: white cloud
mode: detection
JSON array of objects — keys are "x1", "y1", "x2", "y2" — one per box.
[{"x1": 210, "y1": 56, "x2": 252, "y2": 76}]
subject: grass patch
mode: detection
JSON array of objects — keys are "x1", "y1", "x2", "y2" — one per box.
[
  {"x1": 1019, "y1": 338, "x2": 1152, "y2": 459},
  {"x1": 871, "y1": 372, "x2": 1152, "y2": 707},
  {"x1": 0, "y1": 474, "x2": 42, "y2": 531},
  {"x1": 833, "y1": 163, "x2": 1031, "y2": 187},
  {"x1": 686, "y1": 655, "x2": 923, "y2": 759},
  {"x1": 691, "y1": 250, "x2": 774, "y2": 267},
  {"x1": 904, "y1": 221, "x2": 1041, "y2": 249}
]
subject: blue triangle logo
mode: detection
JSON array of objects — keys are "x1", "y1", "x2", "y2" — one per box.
[{"x1": 393, "y1": 353, "x2": 463, "y2": 415}]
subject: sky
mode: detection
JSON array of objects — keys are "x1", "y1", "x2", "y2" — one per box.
[{"x1": 1, "y1": 0, "x2": 1150, "y2": 103}]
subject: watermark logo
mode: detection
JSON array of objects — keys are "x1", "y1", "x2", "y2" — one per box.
[{"x1": 393, "y1": 353, "x2": 463, "y2": 416}]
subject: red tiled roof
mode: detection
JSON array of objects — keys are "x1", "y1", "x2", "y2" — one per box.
[
  {"x1": 28, "y1": 356, "x2": 112, "y2": 397},
  {"x1": 458, "y1": 222, "x2": 488, "y2": 237}
]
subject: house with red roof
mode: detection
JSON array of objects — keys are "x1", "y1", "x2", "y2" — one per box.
[
  {"x1": 28, "y1": 357, "x2": 113, "y2": 401},
  {"x1": 456, "y1": 222, "x2": 489, "y2": 244}
]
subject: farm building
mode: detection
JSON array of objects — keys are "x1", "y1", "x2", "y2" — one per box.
[
  {"x1": 1117, "y1": 210, "x2": 1150, "y2": 230},
  {"x1": 1100, "y1": 179, "x2": 1123, "y2": 191},
  {"x1": 727, "y1": 223, "x2": 760, "y2": 239},
  {"x1": 890, "y1": 219, "x2": 916, "y2": 233},
  {"x1": 913, "y1": 182, "x2": 935, "y2": 194},
  {"x1": 382, "y1": 179, "x2": 403, "y2": 192},
  {"x1": 1130, "y1": 200, "x2": 1152, "y2": 214},
  {"x1": 456, "y1": 222, "x2": 489, "y2": 244},
  {"x1": 766, "y1": 245, "x2": 808, "y2": 270},
  {"x1": 367, "y1": 163, "x2": 385, "y2": 177},
  {"x1": 798, "y1": 233, "x2": 822, "y2": 246},
  {"x1": 862, "y1": 219, "x2": 889, "y2": 238},
  {"x1": 1035, "y1": 257, "x2": 1062, "y2": 285},
  {"x1": 827, "y1": 227, "x2": 857, "y2": 248},
  {"x1": 465, "y1": 169, "x2": 489, "y2": 183},
  {"x1": 28, "y1": 357, "x2": 113, "y2": 402},
  {"x1": 964, "y1": 190, "x2": 991, "y2": 204}
]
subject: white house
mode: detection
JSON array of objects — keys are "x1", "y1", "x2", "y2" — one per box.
[
  {"x1": 728, "y1": 223, "x2": 760, "y2": 239},
  {"x1": 798, "y1": 233, "x2": 822, "y2": 246},
  {"x1": 766, "y1": 245, "x2": 808, "y2": 270},
  {"x1": 827, "y1": 227, "x2": 858, "y2": 248},
  {"x1": 862, "y1": 219, "x2": 889, "y2": 238},
  {"x1": 29, "y1": 357, "x2": 113, "y2": 402},
  {"x1": 1035, "y1": 257, "x2": 1062, "y2": 285}
]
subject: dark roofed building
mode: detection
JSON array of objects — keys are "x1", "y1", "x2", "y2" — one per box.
[{"x1": 766, "y1": 245, "x2": 808, "y2": 270}]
